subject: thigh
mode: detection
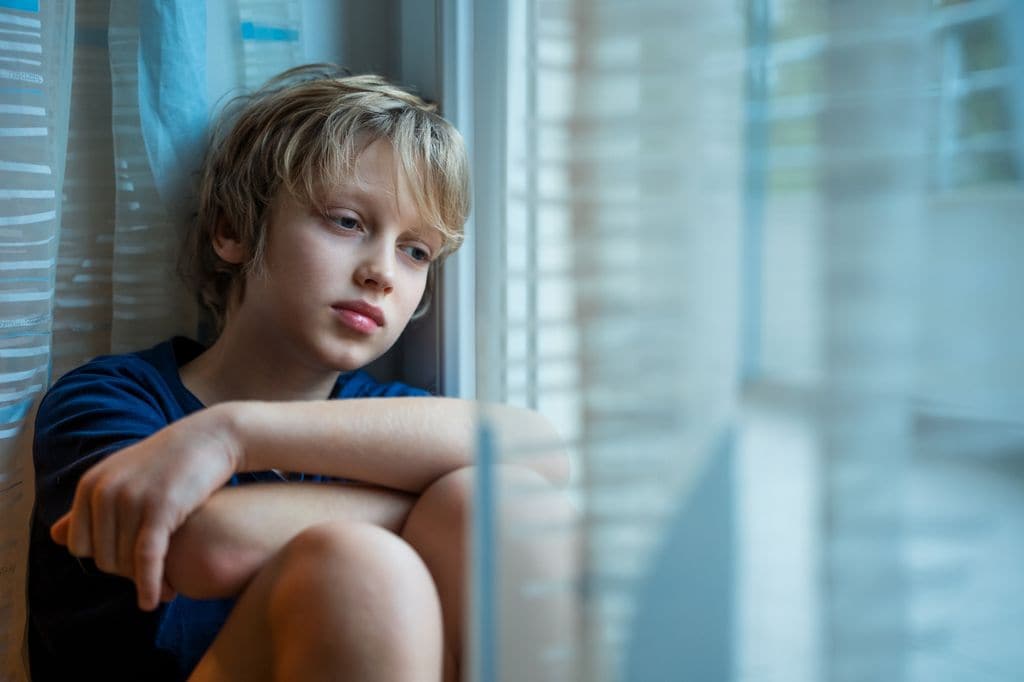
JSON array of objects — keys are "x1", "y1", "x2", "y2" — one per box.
[
  {"x1": 188, "y1": 519, "x2": 444, "y2": 682},
  {"x1": 185, "y1": 536, "x2": 288, "y2": 682}
]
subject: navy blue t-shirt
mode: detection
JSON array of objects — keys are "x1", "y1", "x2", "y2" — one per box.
[{"x1": 28, "y1": 336, "x2": 428, "y2": 681}]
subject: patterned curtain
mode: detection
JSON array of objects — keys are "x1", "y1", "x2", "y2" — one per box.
[
  {"x1": 0, "y1": 3, "x2": 74, "y2": 678},
  {"x1": 0, "y1": 0, "x2": 310, "y2": 672}
]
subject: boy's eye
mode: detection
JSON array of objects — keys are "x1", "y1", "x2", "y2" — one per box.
[
  {"x1": 401, "y1": 245, "x2": 431, "y2": 263},
  {"x1": 330, "y1": 215, "x2": 361, "y2": 231}
]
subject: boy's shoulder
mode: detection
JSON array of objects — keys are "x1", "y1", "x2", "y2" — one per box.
[
  {"x1": 43, "y1": 336, "x2": 430, "y2": 409},
  {"x1": 39, "y1": 337, "x2": 203, "y2": 427}
]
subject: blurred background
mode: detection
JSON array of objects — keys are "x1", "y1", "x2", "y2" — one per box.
[
  {"x1": 1, "y1": 1, "x2": 1022, "y2": 680},
  {"x1": 491, "y1": 1, "x2": 1024, "y2": 681}
]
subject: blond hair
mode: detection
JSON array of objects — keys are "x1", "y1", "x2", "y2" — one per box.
[{"x1": 182, "y1": 64, "x2": 470, "y2": 332}]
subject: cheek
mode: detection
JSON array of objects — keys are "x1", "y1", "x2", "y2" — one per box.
[
  {"x1": 300, "y1": 242, "x2": 354, "y2": 287},
  {"x1": 406, "y1": 273, "x2": 429, "y2": 311},
  {"x1": 386, "y1": 272, "x2": 427, "y2": 329}
]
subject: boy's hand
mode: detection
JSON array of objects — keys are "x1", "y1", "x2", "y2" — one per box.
[{"x1": 50, "y1": 404, "x2": 242, "y2": 611}]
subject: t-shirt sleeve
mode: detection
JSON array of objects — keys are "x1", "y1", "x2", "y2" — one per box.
[
  {"x1": 28, "y1": 361, "x2": 183, "y2": 680},
  {"x1": 32, "y1": 362, "x2": 176, "y2": 528}
]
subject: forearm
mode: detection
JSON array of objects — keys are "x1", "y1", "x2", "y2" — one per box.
[
  {"x1": 165, "y1": 482, "x2": 414, "y2": 599},
  {"x1": 220, "y1": 397, "x2": 569, "y2": 492},
  {"x1": 54, "y1": 396, "x2": 566, "y2": 610}
]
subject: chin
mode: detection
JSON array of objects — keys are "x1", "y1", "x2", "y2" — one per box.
[
  {"x1": 326, "y1": 354, "x2": 372, "y2": 373},
  {"x1": 321, "y1": 345, "x2": 384, "y2": 373},
  {"x1": 312, "y1": 332, "x2": 395, "y2": 374}
]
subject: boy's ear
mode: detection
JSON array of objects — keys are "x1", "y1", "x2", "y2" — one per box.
[{"x1": 212, "y1": 220, "x2": 246, "y2": 264}]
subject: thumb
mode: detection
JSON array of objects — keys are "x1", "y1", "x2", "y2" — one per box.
[{"x1": 51, "y1": 515, "x2": 71, "y2": 546}]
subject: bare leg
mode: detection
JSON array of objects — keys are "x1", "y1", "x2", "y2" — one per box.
[
  {"x1": 493, "y1": 468, "x2": 580, "y2": 682},
  {"x1": 400, "y1": 466, "x2": 579, "y2": 682},
  {"x1": 400, "y1": 469, "x2": 473, "y2": 682},
  {"x1": 189, "y1": 520, "x2": 443, "y2": 682}
]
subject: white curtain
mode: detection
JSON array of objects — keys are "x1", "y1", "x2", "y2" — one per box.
[
  {"x1": 0, "y1": 1, "x2": 304, "y2": 678},
  {"x1": 1, "y1": 3, "x2": 75, "y2": 678}
]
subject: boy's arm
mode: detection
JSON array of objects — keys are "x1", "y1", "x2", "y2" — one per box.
[
  {"x1": 55, "y1": 396, "x2": 567, "y2": 611},
  {"x1": 50, "y1": 480, "x2": 415, "y2": 600},
  {"x1": 226, "y1": 397, "x2": 569, "y2": 491},
  {"x1": 163, "y1": 482, "x2": 414, "y2": 599}
]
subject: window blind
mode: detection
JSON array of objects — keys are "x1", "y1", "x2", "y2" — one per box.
[
  {"x1": 476, "y1": 0, "x2": 1024, "y2": 680},
  {"x1": 479, "y1": 0, "x2": 743, "y2": 679}
]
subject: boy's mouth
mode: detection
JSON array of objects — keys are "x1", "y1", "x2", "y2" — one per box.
[{"x1": 332, "y1": 300, "x2": 386, "y2": 331}]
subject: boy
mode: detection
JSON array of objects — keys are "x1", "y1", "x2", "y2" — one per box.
[{"x1": 28, "y1": 65, "x2": 568, "y2": 681}]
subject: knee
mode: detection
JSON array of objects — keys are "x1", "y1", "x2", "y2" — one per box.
[
  {"x1": 268, "y1": 521, "x2": 440, "y2": 636},
  {"x1": 266, "y1": 522, "x2": 443, "y2": 678}
]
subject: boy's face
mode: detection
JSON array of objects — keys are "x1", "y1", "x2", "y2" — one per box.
[{"x1": 223, "y1": 139, "x2": 441, "y2": 373}]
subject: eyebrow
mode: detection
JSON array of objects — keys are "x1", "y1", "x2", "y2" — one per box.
[{"x1": 320, "y1": 184, "x2": 382, "y2": 212}]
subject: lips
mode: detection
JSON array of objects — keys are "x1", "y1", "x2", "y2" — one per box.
[{"x1": 332, "y1": 300, "x2": 385, "y2": 329}]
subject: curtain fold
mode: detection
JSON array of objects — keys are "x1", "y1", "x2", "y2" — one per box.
[
  {"x1": 0, "y1": 2, "x2": 73, "y2": 678},
  {"x1": 0, "y1": 2, "x2": 209, "y2": 678},
  {"x1": 107, "y1": 0, "x2": 199, "y2": 353},
  {"x1": 52, "y1": 0, "x2": 113, "y2": 378},
  {"x1": 0, "y1": 1, "x2": 312, "y2": 674},
  {"x1": 137, "y1": 0, "x2": 207, "y2": 220}
]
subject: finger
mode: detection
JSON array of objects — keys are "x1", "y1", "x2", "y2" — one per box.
[
  {"x1": 117, "y1": 490, "x2": 143, "y2": 581},
  {"x1": 90, "y1": 480, "x2": 119, "y2": 574},
  {"x1": 134, "y1": 523, "x2": 170, "y2": 612},
  {"x1": 66, "y1": 478, "x2": 95, "y2": 557},
  {"x1": 50, "y1": 514, "x2": 70, "y2": 545}
]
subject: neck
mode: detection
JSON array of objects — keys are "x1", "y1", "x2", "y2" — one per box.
[{"x1": 180, "y1": 321, "x2": 340, "y2": 405}]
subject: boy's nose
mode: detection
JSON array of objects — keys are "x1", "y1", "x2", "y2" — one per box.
[{"x1": 354, "y1": 244, "x2": 395, "y2": 293}]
